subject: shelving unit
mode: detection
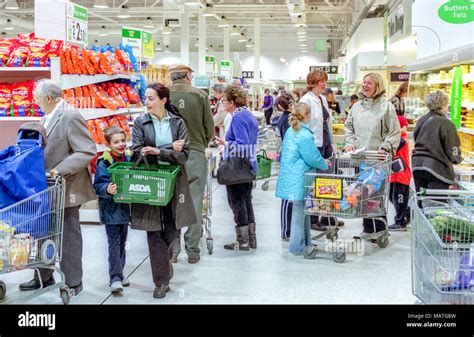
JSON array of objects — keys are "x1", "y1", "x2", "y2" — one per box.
[{"x1": 61, "y1": 73, "x2": 139, "y2": 90}]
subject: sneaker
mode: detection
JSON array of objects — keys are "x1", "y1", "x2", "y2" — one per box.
[
  {"x1": 403, "y1": 218, "x2": 411, "y2": 227},
  {"x1": 122, "y1": 278, "x2": 130, "y2": 287},
  {"x1": 110, "y1": 281, "x2": 123, "y2": 294},
  {"x1": 281, "y1": 238, "x2": 290, "y2": 242},
  {"x1": 153, "y1": 284, "x2": 170, "y2": 299},
  {"x1": 311, "y1": 222, "x2": 327, "y2": 231},
  {"x1": 388, "y1": 224, "x2": 407, "y2": 231}
]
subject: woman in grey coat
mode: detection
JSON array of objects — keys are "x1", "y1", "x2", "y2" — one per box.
[{"x1": 132, "y1": 83, "x2": 196, "y2": 299}]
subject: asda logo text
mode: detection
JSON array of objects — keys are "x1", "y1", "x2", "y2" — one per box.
[
  {"x1": 18, "y1": 311, "x2": 56, "y2": 331},
  {"x1": 129, "y1": 184, "x2": 151, "y2": 193}
]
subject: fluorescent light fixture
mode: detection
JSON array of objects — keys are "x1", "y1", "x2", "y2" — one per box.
[
  {"x1": 297, "y1": 28, "x2": 306, "y2": 35},
  {"x1": 218, "y1": 16, "x2": 229, "y2": 27},
  {"x1": 143, "y1": 17, "x2": 154, "y2": 28},
  {"x1": 280, "y1": 57, "x2": 286, "y2": 63},
  {"x1": 300, "y1": 44, "x2": 308, "y2": 47},
  {"x1": 99, "y1": 25, "x2": 108, "y2": 36},
  {"x1": 238, "y1": 33, "x2": 246, "y2": 43},
  {"x1": 5, "y1": 0, "x2": 19, "y2": 9},
  {"x1": 246, "y1": 42, "x2": 253, "y2": 48},
  {"x1": 162, "y1": 26, "x2": 172, "y2": 35},
  {"x1": 4, "y1": 19, "x2": 14, "y2": 30},
  {"x1": 230, "y1": 26, "x2": 240, "y2": 36},
  {"x1": 203, "y1": 5, "x2": 218, "y2": 18},
  {"x1": 184, "y1": 0, "x2": 201, "y2": 6},
  {"x1": 93, "y1": 0, "x2": 108, "y2": 9},
  {"x1": 117, "y1": 5, "x2": 130, "y2": 19},
  {"x1": 301, "y1": 50, "x2": 308, "y2": 53}
]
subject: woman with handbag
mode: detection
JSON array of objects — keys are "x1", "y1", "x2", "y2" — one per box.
[
  {"x1": 276, "y1": 102, "x2": 330, "y2": 255},
  {"x1": 215, "y1": 86, "x2": 259, "y2": 251},
  {"x1": 131, "y1": 83, "x2": 196, "y2": 299}
]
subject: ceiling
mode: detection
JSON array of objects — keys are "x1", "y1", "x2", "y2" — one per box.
[{"x1": 0, "y1": 0, "x2": 393, "y2": 58}]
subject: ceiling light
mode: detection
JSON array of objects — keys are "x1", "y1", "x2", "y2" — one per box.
[
  {"x1": 280, "y1": 57, "x2": 286, "y2": 63},
  {"x1": 164, "y1": 45, "x2": 171, "y2": 53},
  {"x1": 301, "y1": 50, "x2": 308, "y2": 53},
  {"x1": 238, "y1": 33, "x2": 246, "y2": 43},
  {"x1": 93, "y1": 0, "x2": 108, "y2": 9},
  {"x1": 162, "y1": 26, "x2": 172, "y2": 35},
  {"x1": 99, "y1": 25, "x2": 108, "y2": 36},
  {"x1": 203, "y1": 3, "x2": 218, "y2": 18},
  {"x1": 300, "y1": 44, "x2": 308, "y2": 47},
  {"x1": 155, "y1": 42, "x2": 163, "y2": 51},
  {"x1": 143, "y1": 17, "x2": 154, "y2": 28},
  {"x1": 5, "y1": 0, "x2": 19, "y2": 9},
  {"x1": 246, "y1": 42, "x2": 253, "y2": 48},
  {"x1": 230, "y1": 25, "x2": 240, "y2": 36},
  {"x1": 4, "y1": 19, "x2": 14, "y2": 31},
  {"x1": 184, "y1": 0, "x2": 202, "y2": 6},
  {"x1": 218, "y1": 16, "x2": 229, "y2": 28},
  {"x1": 297, "y1": 28, "x2": 306, "y2": 35},
  {"x1": 117, "y1": 5, "x2": 130, "y2": 19}
]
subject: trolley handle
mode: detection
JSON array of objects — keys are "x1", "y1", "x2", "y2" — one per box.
[{"x1": 418, "y1": 188, "x2": 474, "y2": 197}]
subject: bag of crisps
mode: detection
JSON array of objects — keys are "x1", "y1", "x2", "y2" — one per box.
[
  {"x1": 0, "y1": 39, "x2": 14, "y2": 67},
  {"x1": 107, "y1": 85, "x2": 126, "y2": 108},
  {"x1": 64, "y1": 47, "x2": 76, "y2": 74},
  {"x1": 70, "y1": 48, "x2": 87, "y2": 75},
  {"x1": 28, "y1": 36, "x2": 51, "y2": 67},
  {"x1": 87, "y1": 50, "x2": 103, "y2": 74},
  {"x1": 0, "y1": 83, "x2": 12, "y2": 117},
  {"x1": 86, "y1": 120, "x2": 101, "y2": 144},
  {"x1": 113, "y1": 83, "x2": 130, "y2": 106},
  {"x1": 12, "y1": 81, "x2": 34, "y2": 116},
  {"x1": 47, "y1": 39, "x2": 63, "y2": 62},
  {"x1": 94, "y1": 118, "x2": 109, "y2": 144},
  {"x1": 96, "y1": 85, "x2": 120, "y2": 110},
  {"x1": 81, "y1": 49, "x2": 97, "y2": 75},
  {"x1": 115, "y1": 49, "x2": 134, "y2": 72},
  {"x1": 59, "y1": 48, "x2": 69, "y2": 74},
  {"x1": 7, "y1": 43, "x2": 30, "y2": 67},
  {"x1": 116, "y1": 115, "x2": 131, "y2": 140},
  {"x1": 125, "y1": 84, "x2": 141, "y2": 104},
  {"x1": 74, "y1": 86, "x2": 85, "y2": 108},
  {"x1": 62, "y1": 89, "x2": 76, "y2": 107}
]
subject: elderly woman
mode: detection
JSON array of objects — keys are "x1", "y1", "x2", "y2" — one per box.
[
  {"x1": 344, "y1": 73, "x2": 401, "y2": 239},
  {"x1": 19, "y1": 79, "x2": 96, "y2": 296},
  {"x1": 216, "y1": 86, "x2": 259, "y2": 251},
  {"x1": 412, "y1": 90, "x2": 462, "y2": 192},
  {"x1": 132, "y1": 83, "x2": 196, "y2": 299},
  {"x1": 212, "y1": 83, "x2": 228, "y2": 138}
]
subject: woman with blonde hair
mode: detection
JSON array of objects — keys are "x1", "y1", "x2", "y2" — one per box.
[
  {"x1": 389, "y1": 81, "x2": 409, "y2": 116},
  {"x1": 276, "y1": 102, "x2": 329, "y2": 255},
  {"x1": 344, "y1": 72, "x2": 401, "y2": 240}
]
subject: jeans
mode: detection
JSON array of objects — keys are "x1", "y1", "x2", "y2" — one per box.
[
  {"x1": 105, "y1": 224, "x2": 128, "y2": 284},
  {"x1": 289, "y1": 201, "x2": 311, "y2": 254},
  {"x1": 280, "y1": 199, "x2": 292, "y2": 239},
  {"x1": 226, "y1": 182, "x2": 255, "y2": 226},
  {"x1": 389, "y1": 183, "x2": 411, "y2": 226}
]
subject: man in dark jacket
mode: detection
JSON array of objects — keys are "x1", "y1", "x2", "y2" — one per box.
[{"x1": 168, "y1": 64, "x2": 214, "y2": 264}]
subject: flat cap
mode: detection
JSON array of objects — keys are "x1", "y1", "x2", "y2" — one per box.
[{"x1": 169, "y1": 63, "x2": 194, "y2": 73}]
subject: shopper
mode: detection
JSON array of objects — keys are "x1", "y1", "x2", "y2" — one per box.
[
  {"x1": 291, "y1": 88, "x2": 302, "y2": 102},
  {"x1": 169, "y1": 64, "x2": 214, "y2": 264},
  {"x1": 212, "y1": 83, "x2": 228, "y2": 138},
  {"x1": 388, "y1": 116, "x2": 412, "y2": 231},
  {"x1": 232, "y1": 78, "x2": 242, "y2": 87},
  {"x1": 276, "y1": 103, "x2": 329, "y2": 255},
  {"x1": 412, "y1": 90, "x2": 462, "y2": 193},
  {"x1": 272, "y1": 90, "x2": 279, "y2": 111},
  {"x1": 93, "y1": 126, "x2": 131, "y2": 293},
  {"x1": 275, "y1": 92, "x2": 295, "y2": 241},
  {"x1": 19, "y1": 79, "x2": 96, "y2": 296},
  {"x1": 215, "y1": 86, "x2": 259, "y2": 251},
  {"x1": 132, "y1": 83, "x2": 196, "y2": 299},
  {"x1": 345, "y1": 94, "x2": 359, "y2": 114},
  {"x1": 262, "y1": 88, "x2": 274, "y2": 126},
  {"x1": 324, "y1": 88, "x2": 341, "y2": 115},
  {"x1": 344, "y1": 73, "x2": 401, "y2": 239},
  {"x1": 389, "y1": 82, "x2": 408, "y2": 116},
  {"x1": 300, "y1": 70, "x2": 341, "y2": 231}
]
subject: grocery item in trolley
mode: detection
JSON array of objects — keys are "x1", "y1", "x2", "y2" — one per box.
[{"x1": 107, "y1": 155, "x2": 180, "y2": 206}]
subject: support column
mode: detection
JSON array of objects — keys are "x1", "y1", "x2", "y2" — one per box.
[
  {"x1": 198, "y1": 8, "x2": 206, "y2": 75},
  {"x1": 224, "y1": 27, "x2": 230, "y2": 61},
  {"x1": 254, "y1": 18, "x2": 261, "y2": 81},
  {"x1": 180, "y1": 6, "x2": 190, "y2": 65}
]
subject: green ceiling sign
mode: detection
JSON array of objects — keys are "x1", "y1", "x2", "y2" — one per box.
[
  {"x1": 438, "y1": 0, "x2": 474, "y2": 24},
  {"x1": 205, "y1": 56, "x2": 216, "y2": 63}
]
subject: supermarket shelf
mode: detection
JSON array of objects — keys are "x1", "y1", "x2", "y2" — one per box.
[
  {"x1": 462, "y1": 100, "x2": 474, "y2": 109},
  {"x1": 0, "y1": 117, "x2": 42, "y2": 121},
  {"x1": 459, "y1": 127, "x2": 474, "y2": 135},
  {"x1": 463, "y1": 157, "x2": 474, "y2": 165},
  {"x1": 79, "y1": 108, "x2": 138, "y2": 120},
  {"x1": 0, "y1": 66, "x2": 50, "y2": 72},
  {"x1": 427, "y1": 74, "x2": 474, "y2": 86},
  {"x1": 61, "y1": 73, "x2": 139, "y2": 90},
  {"x1": 128, "y1": 107, "x2": 146, "y2": 114}
]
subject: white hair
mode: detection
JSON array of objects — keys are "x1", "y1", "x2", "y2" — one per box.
[
  {"x1": 426, "y1": 90, "x2": 449, "y2": 112},
  {"x1": 35, "y1": 79, "x2": 62, "y2": 99}
]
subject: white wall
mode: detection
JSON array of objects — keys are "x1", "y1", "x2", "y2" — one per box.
[{"x1": 412, "y1": 0, "x2": 474, "y2": 59}]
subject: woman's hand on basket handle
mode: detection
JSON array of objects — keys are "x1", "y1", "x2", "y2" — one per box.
[
  {"x1": 49, "y1": 169, "x2": 59, "y2": 179},
  {"x1": 325, "y1": 159, "x2": 332, "y2": 168},
  {"x1": 141, "y1": 146, "x2": 160, "y2": 156},
  {"x1": 107, "y1": 183, "x2": 118, "y2": 195},
  {"x1": 172, "y1": 140, "x2": 186, "y2": 152},
  {"x1": 215, "y1": 136, "x2": 226, "y2": 146}
]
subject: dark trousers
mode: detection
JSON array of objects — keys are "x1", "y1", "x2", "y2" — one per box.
[
  {"x1": 362, "y1": 217, "x2": 387, "y2": 233},
  {"x1": 37, "y1": 205, "x2": 82, "y2": 287},
  {"x1": 147, "y1": 203, "x2": 178, "y2": 287},
  {"x1": 389, "y1": 183, "x2": 411, "y2": 226},
  {"x1": 226, "y1": 182, "x2": 255, "y2": 227},
  {"x1": 310, "y1": 145, "x2": 335, "y2": 225},
  {"x1": 413, "y1": 170, "x2": 450, "y2": 192},
  {"x1": 280, "y1": 199, "x2": 292, "y2": 239},
  {"x1": 264, "y1": 108, "x2": 273, "y2": 125},
  {"x1": 105, "y1": 224, "x2": 128, "y2": 284}
]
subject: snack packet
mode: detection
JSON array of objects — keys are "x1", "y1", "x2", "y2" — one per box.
[
  {"x1": 11, "y1": 81, "x2": 34, "y2": 116},
  {"x1": 28, "y1": 36, "x2": 51, "y2": 67},
  {"x1": 0, "y1": 83, "x2": 12, "y2": 117},
  {"x1": 7, "y1": 43, "x2": 30, "y2": 67},
  {"x1": 0, "y1": 39, "x2": 14, "y2": 67}
]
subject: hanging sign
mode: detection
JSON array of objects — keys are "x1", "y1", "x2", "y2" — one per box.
[
  {"x1": 438, "y1": 1, "x2": 474, "y2": 24},
  {"x1": 142, "y1": 30, "x2": 154, "y2": 59},
  {"x1": 309, "y1": 65, "x2": 338, "y2": 74},
  {"x1": 122, "y1": 27, "x2": 142, "y2": 58},
  {"x1": 241, "y1": 71, "x2": 262, "y2": 79},
  {"x1": 220, "y1": 60, "x2": 233, "y2": 77},
  {"x1": 194, "y1": 75, "x2": 211, "y2": 88},
  {"x1": 390, "y1": 72, "x2": 410, "y2": 82},
  {"x1": 451, "y1": 67, "x2": 463, "y2": 129},
  {"x1": 206, "y1": 55, "x2": 216, "y2": 75},
  {"x1": 66, "y1": 2, "x2": 88, "y2": 45}
]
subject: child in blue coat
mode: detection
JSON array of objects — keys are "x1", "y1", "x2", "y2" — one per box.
[
  {"x1": 276, "y1": 103, "x2": 330, "y2": 255},
  {"x1": 93, "y1": 126, "x2": 132, "y2": 294}
]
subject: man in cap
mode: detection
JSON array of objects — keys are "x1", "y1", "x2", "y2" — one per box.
[{"x1": 168, "y1": 63, "x2": 214, "y2": 264}]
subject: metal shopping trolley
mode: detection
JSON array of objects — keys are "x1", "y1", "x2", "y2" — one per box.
[
  {"x1": 202, "y1": 149, "x2": 214, "y2": 254},
  {"x1": 255, "y1": 129, "x2": 282, "y2": 191},
  {"x1": 0, "y1": 176, "x2": 71, "y2": 304},
  {"x1": 411, "y1": 189, "x2": 474, "y2": 304},
  {"x1": 303, "y1": 151, "x2": 392, "y2": 262}
]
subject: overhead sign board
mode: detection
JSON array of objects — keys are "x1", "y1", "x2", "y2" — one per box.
[
  {"x1": 241, "y1": 71, "x2": 262, "y2": 79},
  {"x1": 66, "y1": 2, "x2": 88, "y2": 45},
  {"x1": 309, "y1": 65, "x2": 338, "y2": 74},
  {"x1": 122, "y1": 27, "x2": 142, "y2": 58}
]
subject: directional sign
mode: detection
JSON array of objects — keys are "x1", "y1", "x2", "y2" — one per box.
[{"x1": 309, "y1": 65, "x2": 338, "y2": 74}]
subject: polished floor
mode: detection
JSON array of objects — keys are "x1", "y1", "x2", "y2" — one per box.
[{"x1": 1, "y1": 177, "x2": 417, "y2": 304}]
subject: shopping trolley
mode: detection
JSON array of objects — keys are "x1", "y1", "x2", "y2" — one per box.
[
  {"x1": 202, "y1": 149, "x2": 214, "y2": 254},
  {"x1": 411, "y1": 189, "x2": 474, "y2": 304},
  {"x1": 0, "y1": 176, "x2": 71, "y2": 304},
  {"x1": 254, "y1": 129, "x2": 282, "y2": 191},
  {"x1": 303, "y1": 151, "x2": 392, "y2": 262}
]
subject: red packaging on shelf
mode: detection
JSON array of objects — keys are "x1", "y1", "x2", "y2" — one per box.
[
  {"x1": 7, "y1": 44, "x2": 30, "y2": 67},
  {"x1": 59, "y1": 48, "x2": 69, "y2": 74},
  {"x1": 28, "y1": 36, "x2": 51, "y2": 67},
  {"x1": 96, "y1": 85, "x2": 120, "y2": 110},
  {"x1": 11, "y1": 81, "x2": 34, "y2": 116},
  {"x1": 86, "y1": 120, "x2": 101, "y2": 144},
  {"x1": 81, "y1": 49, "x2": 97, "y2": 75},
  {"x1": 94, "y1": 118, "x2": 109, "y2": 144},
  {"x1": 107, "y1": 85, "x2": 126, "y2": 108},
  {"x1": 63, "y1": 89, "x2": 76, "y2": 107},
  {"x1": 125, "y1": 84, "x2": 141, "y2": 104},
  {"x1": 70, "y1": 47, "x2": 87, "y2": 75},
  {"x1": 73, "y1": 86, "x2": 85, "y2": 108},
  {"x1": 88, "y1": 85, "x2": 105, "y2": 108},
  {"x1": 87, "y1": 50, "x2": 103, "y2": 74},
  {"x1": 81, "y1": 85, "x2": 93, "y2": 109},
  {"x1": 64, "y1": 47, "x2": 76, "y2": 74},
  {"x1": 47, "y1": 39, "x2": 63, "y2": 58},
  {"x1": 115, "y1": 49, "x2": 134, "y2": 71},
  {"x1": 0, "y1": 83, "x2": 12, "y2": 117},
  {"x1": 113, "y1": 83, "x2": 130, "y2": 106},
  {"x1": 116, "y1": 115, "x2": 131, "y2": 140},
  {"x1": 0, "y1": 39, "x2": 14, "y2": 67}
]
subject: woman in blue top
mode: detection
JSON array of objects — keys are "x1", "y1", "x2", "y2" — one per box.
[
  {"x1": 276, "y1": 102, "x2": 330, "y2": 255},
  {"x1": 261, "y1": 88, "x2": 274, "y2": 126},
  {"x1": 216, "y1": 85, "x2": 259, "y2": 251}
]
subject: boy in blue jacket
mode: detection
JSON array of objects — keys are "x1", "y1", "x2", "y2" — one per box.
[{"x1": 93, "y1": 126, "x2": 132, "y2": 294}]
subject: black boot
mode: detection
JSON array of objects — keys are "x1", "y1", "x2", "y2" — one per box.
[
  {"x1": 249, "y1": 223, "x2": 257, "y2": 249},
  {"x1": 224, "y1": 226, "x2": 250, "y2": 251}
]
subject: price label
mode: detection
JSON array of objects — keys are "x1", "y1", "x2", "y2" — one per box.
[{"x1": 67, "y1": 19, "x2": 88, "y2": 45}]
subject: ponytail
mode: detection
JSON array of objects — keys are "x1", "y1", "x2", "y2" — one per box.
[{"x1": 289, "y1": 102, "x2": 310, "y2": 131}]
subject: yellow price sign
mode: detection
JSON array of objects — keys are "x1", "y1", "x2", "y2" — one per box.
[{"x1": 315, "y1": 178, "x2": 343, "y2": 200}]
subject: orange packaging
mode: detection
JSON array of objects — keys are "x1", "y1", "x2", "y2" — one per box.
[
  {"x1": 59, "y1": 48, "x2": 69, "y2": 74},
  {"x1": 116, "y1": 115, "x2": 131, "y2": 140},
  {"x1": 96, "y1": 85, "x2": 120, "y2": 110},
  {"x1": 88, "y1": 85, "x2": 105, "y2": 108},
  {"x1": 81, "y1": 50, "x2": 97, "y2": 75},
  {"x1": 86, "y1": 120, "x2": 101, "y2": 144},
  {"x1": 87, "y1": 50, "x2": 103, "y2": 74},
  {"x1": 105, "y1": 51, "x2": 125, "y2": 73},
  {"x1": 115, "y1": 49, "x2": 134, "y2": 72},
  {"x1": 28, "y1": 36, "x2": 51, "y2": 67},
  {"x1": 98, "y1": 52, "x2": 114, "y2": 75},
  {"x1": 94, "y1": 118, "x2": 109, "y2": 144},
  {"x1": 0, "y1": 83, "x2": 12, "y2": 116},
  {"x1": 107, "y1": 85, "x2": 126, "y2": 108},
  {"x1": 113, "y1": 83, "x2": 130, "y2": 106},
  {"x1": 11, "y1": 81, "x2": 34, "y2": 116},
  {"x1": 81, "y1": 85, "x2": 92, "y2": 109},
  {"x1": 62, "y1": 89, "x2": 76, "y2": 107},
  {"x1": 73, "y1": 86, "x2": 85, "y2": 108},
  {"x1": 125, "y1": 84, "x2": 141, "y2": 104},
  {"x1": 70, "y1": 48, "x2": 87, "y2": 74},
  {"x1": 64, "y1": 47, "x2": 76, "y2": 74},
  {"x1": 7, "y1": 44, "x2": 30, "y2": 67}
]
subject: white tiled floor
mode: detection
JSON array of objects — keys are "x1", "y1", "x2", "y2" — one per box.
[{"x1": 1, "y1": 177, "x2": 417, "y2": 304}]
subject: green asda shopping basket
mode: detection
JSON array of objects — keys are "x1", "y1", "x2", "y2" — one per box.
[
  {"x1": 107, "y1": 156, "x2": 180, "y2": 206},
  {"x1": 256, "y1": 150, "x2": 272, "y2": 180}
]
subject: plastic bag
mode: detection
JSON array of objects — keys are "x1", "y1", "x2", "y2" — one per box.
[{"x1": 357, "y1": 163, "x2": 386, "y2": 196}]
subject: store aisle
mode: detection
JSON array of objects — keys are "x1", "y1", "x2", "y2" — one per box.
[{"x1": 1, "y1": 178, "x2": 417, "y2": 304}]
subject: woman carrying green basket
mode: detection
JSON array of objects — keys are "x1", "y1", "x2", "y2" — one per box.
[{"x1": 131, "y1": 83, "x2": 197, "y2": 299}]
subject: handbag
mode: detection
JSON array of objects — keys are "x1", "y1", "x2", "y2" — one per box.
[{"x1": 217, "y1": 156, "x2": 256, "y2": 185}]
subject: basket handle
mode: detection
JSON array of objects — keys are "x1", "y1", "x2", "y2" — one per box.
[
  {"x1": 257, "y1": 149, "x2": 267, "y2": 158},
  {"x1": 133, "y1": 154, "x2": 151, "y2": 170},
  {"x1": 418, "y1": 188, "x2": 473, "y2": 197}
]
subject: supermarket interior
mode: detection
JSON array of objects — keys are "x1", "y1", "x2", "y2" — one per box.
[{"x1": 0, "y1": 0, "x2": 473, "y2": 318}]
